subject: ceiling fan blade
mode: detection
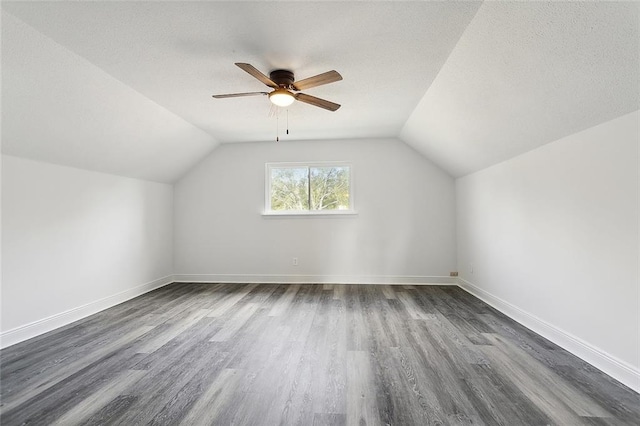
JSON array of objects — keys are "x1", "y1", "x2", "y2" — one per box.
[
  {"x1": 212, "y1": 91, "x2": 268, "y2": 99},
  {"x1": 292, "y1": 70, "x2": 342, "y2": 91},
  {"x1": 235, "y1": 63, "x2": 278, "y2": 88},
  {"x1": 294, "y1": 93, "x2": 341, "y2": 111}
]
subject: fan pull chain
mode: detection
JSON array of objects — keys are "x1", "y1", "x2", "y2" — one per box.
[{"x1": 274, "y1": 108, "x2": 290, "y2": 141}]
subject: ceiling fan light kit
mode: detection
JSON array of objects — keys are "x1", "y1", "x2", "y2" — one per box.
[
  {"x1": 212, "y1": 63, "x2": 342, "y2": 111},
  {"x1": 269, "y1": 88, "x2": 295, "y2": 107}
]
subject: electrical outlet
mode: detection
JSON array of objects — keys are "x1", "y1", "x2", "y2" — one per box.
[
  {"x1": 450, "y1": 272, "x2": 458, "y2": 277},
  {"x1": 292, "y1": 257, "x2": 298, "y2": 266}
]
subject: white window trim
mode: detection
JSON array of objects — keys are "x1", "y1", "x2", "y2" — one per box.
[{"x1": 263, "y1": 161, "x2": 356, "y2": 216}]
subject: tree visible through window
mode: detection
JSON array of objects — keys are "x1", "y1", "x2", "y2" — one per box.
[{"x1": 267, "y1": 163, "x2": 351, "y2": 213}]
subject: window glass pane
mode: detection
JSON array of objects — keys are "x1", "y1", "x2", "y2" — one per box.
[
  {"x1": 270, "y1": 167, "x2": 310, "y2": 211},
  {"x1": 310, "y1": 166, "x2": 350, "y2": 210}
]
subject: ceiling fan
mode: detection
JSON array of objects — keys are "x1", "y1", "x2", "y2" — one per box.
[{"x1": 212, "y1": 63, "x2": 342, "y2": 111}]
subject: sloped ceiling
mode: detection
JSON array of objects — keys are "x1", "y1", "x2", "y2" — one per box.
[
  {"x1": 2, "y1": 1, "x2": 638, "y2": 182},
  {"x1": 2, "y1": 12, "x2": 217, "y2": 183},
  {"x1": 401, "y1": 1, "x2": 640, "y2": 177}
]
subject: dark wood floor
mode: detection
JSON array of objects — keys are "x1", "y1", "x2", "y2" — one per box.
[{"x1": 1, "y1": 284, "x2": 638, "y2": 425}]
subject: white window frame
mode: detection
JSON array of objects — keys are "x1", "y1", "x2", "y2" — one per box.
[{"x1": 264, "y1": 161, "x2": 356, "y2": 216}]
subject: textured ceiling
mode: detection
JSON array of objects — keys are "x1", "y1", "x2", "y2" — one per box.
[
  {"x1": 400, "y1": 1, "x2": 640, "y2": 177},
  {"x1": 2, "y1": 1, "x2": 638, "y2": 181},
  {"x1": 1, "y1": 1, "x2": 480, "y2": 143},
  {"x1": 2, "y1": 12, "x2": 217, "y2": 183}
]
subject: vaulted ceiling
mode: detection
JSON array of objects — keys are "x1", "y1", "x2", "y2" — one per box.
[{"x1": 2, "y1": 1, "x2": 638, "y2": 182}]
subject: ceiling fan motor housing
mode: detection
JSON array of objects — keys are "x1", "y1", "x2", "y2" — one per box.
[{"x1": 270, "y1": 70, "x2": 295, "y2": 88}]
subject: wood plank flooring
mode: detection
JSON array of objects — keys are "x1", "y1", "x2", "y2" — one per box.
[{"x1": 1, "y1": 283, "x2": 638, "y2": 425}]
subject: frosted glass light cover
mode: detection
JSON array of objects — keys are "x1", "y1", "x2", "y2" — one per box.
[{"x1": 269, "y1": 89, "x2": 295, "y2": 107}]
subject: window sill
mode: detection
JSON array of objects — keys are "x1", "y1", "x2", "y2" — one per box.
[{"x1": 262, "y1": 210, "x2": 358, "y2": 217}]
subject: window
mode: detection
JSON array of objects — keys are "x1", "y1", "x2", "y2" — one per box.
[{"x1": 265, "y1": 162, "x2": 354, "y2": 215}]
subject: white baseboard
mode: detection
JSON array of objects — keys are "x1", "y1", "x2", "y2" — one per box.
[
  {"x1": 457, "y1": 277, "x2": 640, "y2": 393},
  {"x1": 0, "y1": 275, "x2": 173, "y2": 349},
  {"x1": 172, "y1": 274, "x2": 456, "y2": 285},
  {"x1": 4, "y1": 273, "x2": 636, "y2": 392}
]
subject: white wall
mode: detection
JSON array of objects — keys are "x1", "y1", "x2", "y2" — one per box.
[
  {"x1": 1, "y1": 155, "x2": 174, "y2": 347},
  {"x1": 174, "y1": 138, "x2": 456, "y2": 283},
  {"x1": 456, "y1": 111, "x2": 639, "y2": 390}
]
